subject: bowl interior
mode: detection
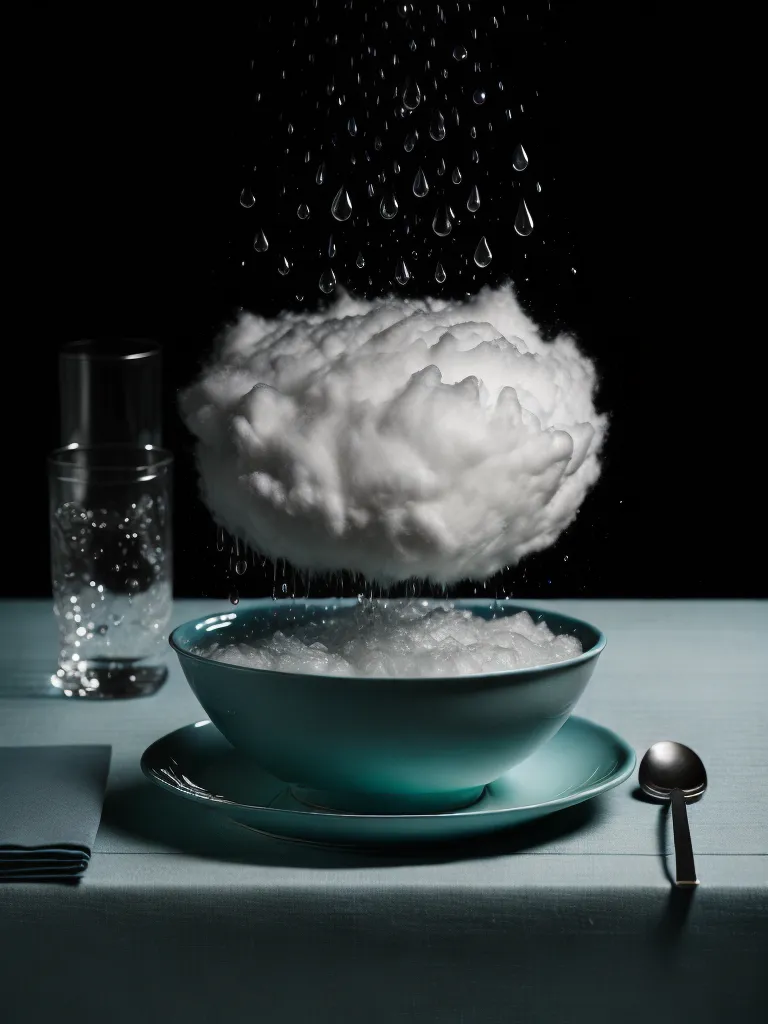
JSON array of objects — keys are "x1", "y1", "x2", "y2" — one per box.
[{"x1": 171, "y1": 599, "x2": 604, "y2": 678}]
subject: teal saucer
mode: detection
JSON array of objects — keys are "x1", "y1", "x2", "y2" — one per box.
[{"x1": 141, "y1": 717, "x2": 635, "y2": 847}]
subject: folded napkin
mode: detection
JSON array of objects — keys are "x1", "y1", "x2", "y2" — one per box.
[{"x1": 0, "y1": 745, "x2": 111, "y2": 881}]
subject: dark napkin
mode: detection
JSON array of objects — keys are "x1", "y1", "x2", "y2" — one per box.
[{"x1": 0, "y1": 745, "x2": 111, "y2": 880}]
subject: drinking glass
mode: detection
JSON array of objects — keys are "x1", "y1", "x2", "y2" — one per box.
[{"x1": 48, "y1": 445, "x2": 173, "y2": 698}]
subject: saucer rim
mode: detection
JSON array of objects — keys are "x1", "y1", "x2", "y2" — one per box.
[{"x1": 141, "y1": 716, "x2": 636, "y2": 822}]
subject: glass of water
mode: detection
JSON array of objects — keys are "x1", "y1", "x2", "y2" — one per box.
[{"x1": 48, "y1": 445, "x2": 173, "y2": 698}]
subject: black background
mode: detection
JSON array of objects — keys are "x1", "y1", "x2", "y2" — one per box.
[{"x1": 4, "y1": 1, "x2": 759, "y2": 599}]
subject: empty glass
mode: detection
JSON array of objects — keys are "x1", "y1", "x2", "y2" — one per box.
[{"x1": 48, "y1": 445, "x2": 173, "y2": 698}]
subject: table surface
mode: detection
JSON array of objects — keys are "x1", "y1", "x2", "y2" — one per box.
[{"x1": 1, "y1": 598, "x2": 767, "y2": 1024}]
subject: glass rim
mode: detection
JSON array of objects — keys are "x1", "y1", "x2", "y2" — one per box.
[
  {"x1": 60, "y1": 338, "x2": 161, "y2": 361},
  {"x1": 48, "y1": 443, "x2": 173, "y2": 473}
]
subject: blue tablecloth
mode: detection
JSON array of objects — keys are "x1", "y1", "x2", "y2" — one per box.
[{"x1": 1, "y1": 598, "x2": 766, "y2": 1024}]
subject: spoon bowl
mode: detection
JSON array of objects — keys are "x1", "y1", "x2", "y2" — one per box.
[{"x1": 639, "y1": 741, "x2": 707, "y2": 801}]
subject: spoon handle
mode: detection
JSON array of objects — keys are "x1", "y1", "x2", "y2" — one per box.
[{"x1": 670, "y1": 787, "x2": 698, "y2": 886}]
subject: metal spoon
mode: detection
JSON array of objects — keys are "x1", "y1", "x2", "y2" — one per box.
[{"x1": 639, "y1": 741, "x2": 707, "y2": 887}]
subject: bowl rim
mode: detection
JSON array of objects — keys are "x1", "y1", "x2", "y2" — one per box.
[{"x1": 168, "y1": 598, "x2": 606, "y2": 683}]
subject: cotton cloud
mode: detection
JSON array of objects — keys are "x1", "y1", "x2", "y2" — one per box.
[{"x1": 180, "y1": 285, "x2": 606, "y2": 583}]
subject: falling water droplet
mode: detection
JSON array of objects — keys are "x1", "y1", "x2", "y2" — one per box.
[
  {"x1": 216, "y1": 526, "x2": 226, "y2": 552},
  {"x1": 453, "y1": 44, "x2": 467, "y2": 60},
  {"x1": 451, "y1": 166, "x2": 462, "y2": 185},
  {"x1": 374, "y1": 135, "x2": 383, "y2": 150},
  {"x1": 404, "y1": 132, "x2": 417, "y2": 152},
  {"x1": 470, "y1": 126, "x2": 477, "y2": 139},
  {"x1": 467, "y1": 185, "x2": 480, "y2": 212},
  {"x1": 536, "y1": 181, "x2": 542, "y2": 193},
  {"x1": 319, "y1": 268, "x2": 337, "y2": 293},
  {"x1": 253, "y1": 229, "x2": 269, "y2": 252},
  {"x1": 436, "y1": 156, "x2": 446, "y2": 176},
  {"x1": 356, "y1": 251, "x2": 365, "y2": 268},
  {"x1": 451, "y1": 106, "x2": 460, "y2": 126},
  {"x1": 367, "y1": 182, "x2": 376, "y2": 197},
  {"x1": 432, "y1": 205, "x2": 452, "y2": 236},
  {"x1": 395, "y1": 258, "x2": 410, "y2": 285},
  {"x1": 328, "y1": 234, "x2": 337, "y2": 258},
  {"x1": 393, "y1": 160, "x2": 401, "y2": 174},
  {"x1": 235, "y1": 557, "x2": 248, "y2": 575},
  {"x1": 229, "y1": 589, "x2": 240, "y2": 606},
  {"x1": 471, "y1": 149, "x2": 480, "y2": 163},
  {"x1": 429, "y1": 109, "x2": 446, "y2": 141},
  {"x1": 473, "y1": 89, "x2": 486, "y2": 105},
  {"x1": 435, "y1": 261, "x2": 447, "y2": 283},
  {"x1": 412, "y1": 166, "x2": 429, "y2": 197},
  {"x1": 316, "y1": 162, "x2": 326, "y2": 185},
  {"x1": 331, "y1": 185, "x2": 353, "y2": 221},
  {"x1": 239, "y1": 189, "x2": 255, "y2": 208},
  {"x1": 514, "y1": 198, "x2": 534, "y2": 236},
  {"x1": 474, "y1": 236, "x2": 492, "y2": 267},
  {"x1": 403, "y1": 78, "x2": 421, "y2": 109},
  {"x1": 277, "y1": 255, "x2": 292, "y2": 275},
  {"x1": 297, "y1": 203, "x2": 310, "y2": 220},
  {"x1": 347, "y1": 117, "x2": 358, "y2": 136},
  {"x1": 380, "y1": 193, "x2": 399, "y2": 219},
  {"x1": 513, "y1": 144, "x2": 529, "y2": 171}
]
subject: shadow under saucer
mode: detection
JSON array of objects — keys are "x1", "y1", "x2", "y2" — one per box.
[{"x1": 101, "y1": 777, "x2": 606, "y2": 869}]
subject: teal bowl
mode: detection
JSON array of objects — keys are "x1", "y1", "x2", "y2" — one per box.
[{"x1": 169, "y1": 599, "x2": 606, "y2": 814}]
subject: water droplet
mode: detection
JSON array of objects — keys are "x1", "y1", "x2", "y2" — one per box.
[
  {"x1": 403, "y1": 78, "x2": 421, "y2": 109},
  {"x1": 514, "y1": 198, "x2": 534, "y2": 236},
  {"x1": 319, "y1": 268, "x2": 337, "y2": 293},
  {"x1": 380, "y1": 193, "x2": 399, "y2": 219},
  {"x1": 235, "y1": 558, "x2": 248, "y2": 575},
  {"x1": 367, "y1": 182, "x2": 376, "y2": 198},
  {"x1": 305, "y1": 150, "x2": 311, "y2": 163},
  {"x1": 328, "y1": 234, "x2": 337, "y2": 258},
  {"x1": 297, "y1": 203, "x2": 310, "y2": 220},
  {"x1": 432, "y1": 205, "x2": 452, "y2": 236},
  {"x1": 395, "y1": 258, "x2": 410, "y2": 285},
  {"x1": 536, "y1": 181, "x2": 542, "y2": 193},
  {"x1": 393, "y1": 160, "x2": 401, "y2": 174},
  {"x1": 316, "y1": 161, "x2": 326, "y2": 185},
  {"x1": 453, "y1": 45, "x2": 467, "y2": 60},
  {"x1": 513, "y1": 144, "x2": 529, "y2": 171},
  {"x1": 470, "y1": 126, "x2": 477, "y2": 139},
  {"x1": 429, "y1": 109, "x2": 446, "y2": 141},
  {"x1": 277, "y1": 255, "x2": 292, "y2": 275},
  {"x1": 436, "y1": 157, "x2": 446, "y2": 176},
  {"x1": 435, "y1": 261, "x2": 447, "y2": 283},
  {"x1": 347, "y1": 117, "x2": 358, "y2": 137},
  {"x1": 229, "y1": 589, "x2": 240, "y2": 605},
  {"x1": 374, "y1": 135, "x2": 383, "y2": 150},
  {"x1": 356, "y1": 251, "x2": 365, "y2": 268},
  {"x1": 571, "y1": 267, "x2": 577, "y2": 274},
  {"x1": 287, "y1": 123, "x2": 294, "y2": 135},
  {"x1": 404, "y1": 132, "x2": 417, "y2": 152},
  {"x1": 451, "y1": 106, "x2": 460, "y2": 126},
  {"x1": 253, "y1": 229, "x2": 269, "y2": 252},
  {"x1": 471, "y1": 149, "x2": 480, "y2": 163},
  {"x1": 331, "y1": 185, "x2": 353, "y2": 221},
  {"x1": 451, "y1": 166, "x2": 462, "y2": 184},
  {"x1": 412, "y1": 166, "x2": 429, "y2": 197},
  {"x1": 239, "y1": 189, "x2": 255, "y2": 208},
  {"x1": 473, "y1": 89, "x2": 486, "y2": 105},
  {"x1": 474, "y1": 236, "x2": 492, "y2": 267},
  {"x1": 216, "y1": 526, "x2": 226, "y2": 552},
  {"x1": 466, "y1": 185, "x2": 481, "y2": 213}
]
